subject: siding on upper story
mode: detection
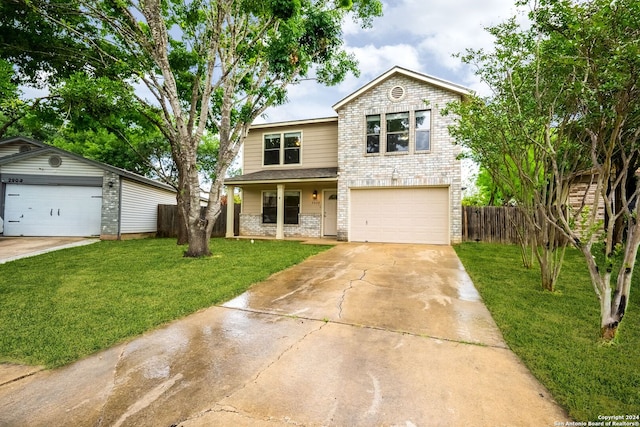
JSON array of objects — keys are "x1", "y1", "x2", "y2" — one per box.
[{"x1": 243, "y1": 118, "x2": 338, "y2": 174}]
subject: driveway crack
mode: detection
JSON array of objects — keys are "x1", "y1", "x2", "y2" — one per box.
[
  {"x1": 177, "y1": 404, "x2": 305, "y2": 426},
  {"x1": 202, "y1": 320, "x2": 328, "y2": 413},
  {"x1": 250, "y1": 321, "x2": 327, "y2": 384},
  {"x1": 338, "y1": 270, "x2": 366, "y2": 319}
]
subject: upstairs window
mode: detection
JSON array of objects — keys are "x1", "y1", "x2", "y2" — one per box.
[
  {"x1": 366, "y1": 115, "x2": 381, "y2": 153},
  {"x1": 284, "y1": 132, "x2": 301, "y2": 164},
  {"x1": 415, "y1": 110, "x2": 431, "y2": 151},
  {"x1": 263, "y1": 132, "x2": 301, "y2": 165},
  {"x1": 263, "y1": 134, "x2": 281, "y2": 165},
  {"x1": 386, "y1": 112, "x2": 409, "y2": 153}
]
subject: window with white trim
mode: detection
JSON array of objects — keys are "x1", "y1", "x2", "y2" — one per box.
[
  {"x1": 366, "y1": 115, "x2": 381, "y2": 153},
  {"x1": 415, "y1": 110, "x2": 431, "y2": 151},
  {"x1": 386, "y1": 112, "x2": 409, "y2": 153},
  {"x1": 263, "y1": 132, "x2": 301, "y2": 165},
  {"x1": 262, "y1": 190, "x2": 300, "y2": 224},
  {"x1": 264, "y1": 134, "x2": 281, "y2": 165}
]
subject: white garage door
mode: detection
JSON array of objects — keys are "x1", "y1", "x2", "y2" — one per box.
[
  {"x1": 3, "y1": 184, "x2": 102, "y2": 237},
  {"x1": 350, "y1": 187, "x2": 449, "y2": 244}
]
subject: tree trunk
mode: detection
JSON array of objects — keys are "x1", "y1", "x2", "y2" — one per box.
[
  {"x1": 181, "y1": 142, "x2": 212, "y2": 257},
  {"x1": 176, "y1": 191, "x2": 189, "y2": 246},
  {"x1": 184, "y1": 219, "x2": 210, "y2": 257},
  {"x1": 600, "y1": 220, "x2": 640, "y2": 340},
  {"x1": 533, "y1": 207, "x2": 565, "y2": 292}
]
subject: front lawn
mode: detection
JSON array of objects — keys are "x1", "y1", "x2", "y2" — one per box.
[
  {"x1": 455, "y1": 243, "x2": 640, "y2": 422},
  {"x1": 0, "y1": 238, "x2": 331, "y2": 368}
]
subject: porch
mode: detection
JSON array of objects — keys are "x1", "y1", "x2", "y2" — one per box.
[{"x1": 224, "y1": 167, "x2": 338, "y2": 240}]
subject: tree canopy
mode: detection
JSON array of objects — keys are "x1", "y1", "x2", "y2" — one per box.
[
  {"x1": 9, "y1": 0, "x2": 382, "y2": 256},
  {"x1": 449, "y1": 0, "x2": 640, "y2": 340}
]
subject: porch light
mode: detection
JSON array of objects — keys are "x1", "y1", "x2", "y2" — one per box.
[
  {"x1": 392, "y1": 167, "x2": 399, "y2": 181},
  {"x1": 312, "y1": 190, "x2": 318, "y2": 200}
]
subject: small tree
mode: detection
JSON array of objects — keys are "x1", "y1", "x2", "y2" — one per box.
[
  {"x1": 452, "y1": 0, "x2": 640, "y2": 340},
  {"x1": 528, "y1": 0, "x2": 640, "y2": 340},
  {"x1": 446, "y1": 17, "x2": 576, "y2": 291}
]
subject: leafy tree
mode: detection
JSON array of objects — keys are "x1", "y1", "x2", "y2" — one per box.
[
  {"x1": 22, "y1": 0, "x2": 382, "y2": 256},
  {"x1": 450, "y1": 0, "x2": 640, "y2": 340},
  {"x1": 529, "y1": 0, "x2": 640, "y2": 340},
  {"x1": 0, "y1": 59, "x2": 58, "y2": 140},
  {"x1": 446, "y1": 17, "x2": 575, "y2": 291},
  {"x1": 0, "y1": 0, "x2": 125, "y2": 86}
]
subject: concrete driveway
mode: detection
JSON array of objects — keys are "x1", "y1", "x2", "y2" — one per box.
[
  {"x1": 0, "y1": 243, "x2": 568, "y2": 426},
  {"x1": 0, "y1": 236, "x2": 98, "y2": 263}
]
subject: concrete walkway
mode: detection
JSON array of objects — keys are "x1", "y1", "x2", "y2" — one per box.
[{"x1": 0, "y1": 243, "x2": 568, "y2": 426}]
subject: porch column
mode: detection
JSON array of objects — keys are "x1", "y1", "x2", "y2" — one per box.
[
  {"x1": 225, "y1": 186, "x2": 235, "y2": 238},
  {"x1": 276, "y1": 184, "x2": 285, "y2": 239}
]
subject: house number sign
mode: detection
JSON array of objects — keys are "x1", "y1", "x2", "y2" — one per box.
[{"x1": 4, "y1": 178, "x2": 24, "y2": 183}]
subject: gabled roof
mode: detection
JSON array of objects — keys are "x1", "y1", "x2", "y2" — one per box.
[
  {"x1": 0, "y1": 136, "x2": 175, "y2": 192},
  {"x1": 332, "y1": 66, "x2": 471, "y2": 111},
  {"x1": 225, "y1": 167, "x2": 338, "y2": 185}
]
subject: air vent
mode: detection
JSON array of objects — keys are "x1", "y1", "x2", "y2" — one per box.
[
  {"x1": 48, "y1": 155, "x2": 62, "y2": 168},
  {"x1": 389, "y1": 85, "x2": 406, "y2": 102},
  {"x1": 18, "y1": 145, "x2": 32, "y2": 153}
]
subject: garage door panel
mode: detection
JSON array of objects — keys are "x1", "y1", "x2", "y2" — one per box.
[
  {"x1": 4, "y1": 185, "x2": 102, "y2": 237},
  {"x1": 350, "y1": 188, "x2": 449, "y2": 245}
]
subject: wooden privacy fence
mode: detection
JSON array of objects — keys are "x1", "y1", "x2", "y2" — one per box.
[
  {"x1": 462, "y1": 206, "x2": 531, "y2": 244},
  {"x1": 157, "y1": 204, "x2": 240, "y2": 238}
]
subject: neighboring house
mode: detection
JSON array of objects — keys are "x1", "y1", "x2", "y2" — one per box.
[
  {"x1": 0, "y1": 136, "x2": 176, "y2": 239},
  {"x1": 225, "y1": 66, "x2": 470, "y2": 244}
]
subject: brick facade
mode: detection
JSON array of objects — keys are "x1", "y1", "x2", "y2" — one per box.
[
  {"x1": 240, "y1": 213, "x2": 322, "y2": 238},
  {"x1": 233, "y1": 68, "x2": 466, "y2": 244},
  {"x1": 100, "y1": 171, "x2": 120, "y2": 239},
  {"x1": 335, "y1": 74, "x2": 463, "y2": 243}
]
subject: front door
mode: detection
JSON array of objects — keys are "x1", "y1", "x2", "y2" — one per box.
[{"x1": 323, "y1": 190, "x2": 338, "y2": 236}]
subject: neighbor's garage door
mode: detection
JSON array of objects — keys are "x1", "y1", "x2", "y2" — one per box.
[
  {"x1": 3, "y1": 184, "x2": 102, "y2": 237},
  {"x1": 350, "y1": 187, "x2": 449, "y2": 244}
]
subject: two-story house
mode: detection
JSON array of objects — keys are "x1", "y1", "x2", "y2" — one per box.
[{"x1": 224, "y1": 66, "x2": 469, "y2": 245}]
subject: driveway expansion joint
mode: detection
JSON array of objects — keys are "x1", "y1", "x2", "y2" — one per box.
[
  {"x1": 217, "y1": 305, "x2": 507, "y2": 350},
  {"x1": 96, "y1": 344, "x2": 128, "y2": 426},
  {"x1": 0, "y1": 367, "x2": 44, "y2": 387}
]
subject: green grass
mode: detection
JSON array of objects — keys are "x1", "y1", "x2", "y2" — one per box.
[
  {"x1": 455, "y1": 243, "x2": 640, "y2": 421},
  {"x1": 0, "y1": 238, "x2": 331, "y2": 368}
]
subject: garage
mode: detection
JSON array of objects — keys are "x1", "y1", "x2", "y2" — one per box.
[
  {"x1": 349, "y1": 187, "x2": 450, "y2": 244},
  {"x1": 3, "y1": 184, "x2": 102, "y2": 237}
]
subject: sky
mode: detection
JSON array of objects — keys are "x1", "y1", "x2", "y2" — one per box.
[{"x1": 257, "y1": 0, "x2": 526, "y2": 124}]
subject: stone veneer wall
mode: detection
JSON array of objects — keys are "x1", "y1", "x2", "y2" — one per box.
[
  {"x1": 100, "y1": 171, "x2": 120, "y2": 239},
  {"x1": 336, "y1": 74, "x2": 463, "y2": 243},
  {"x1": 239, "y1": 213, "x2": 322, "y2": 238}
]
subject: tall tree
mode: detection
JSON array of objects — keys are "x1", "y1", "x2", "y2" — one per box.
[
  {"x1": 446, "y1": 17, "x2": 576, "y2": 291},
  {"x1": 530, "y1": 0, "x2": 640, "y2": 340},
  {"x1": 24, "y1": 0, "x2": 382, "y2": 256},
  {"x1": 0, "y1": 59, "x2": 59, "y2": 140},
  {"x1": 450, "y1": 0, "x2": 640, "y2": 340}
]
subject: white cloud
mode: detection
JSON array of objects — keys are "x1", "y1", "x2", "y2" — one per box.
[
  {"x1": 263, "y1": 0, "x2": 528, "y2": 122},
  {"x1": 348, "y1": 43, "x2": 421, "y2": 79}
]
